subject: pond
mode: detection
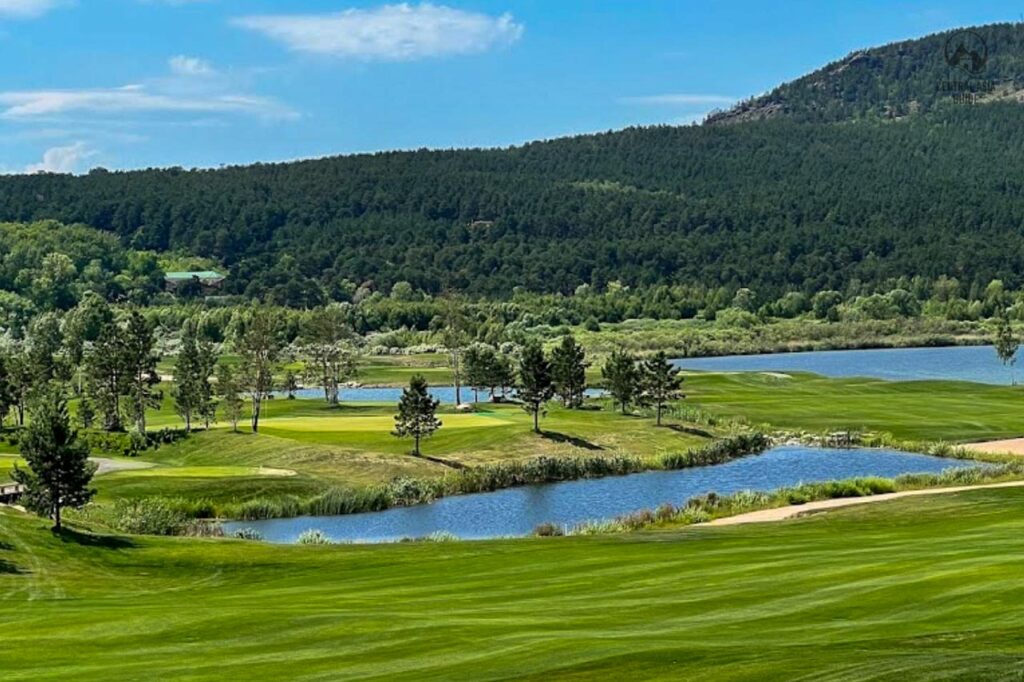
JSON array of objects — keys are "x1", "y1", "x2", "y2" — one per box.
[
  {"x1": 279, "y1": 386, "x2": 605, "y2": 403},
  {"x1": 226, "y1": 446, "x2": 982, "y2": 544},
  {"x1": 675, "y1": 345, "x2": 1013, "y2": 384}
]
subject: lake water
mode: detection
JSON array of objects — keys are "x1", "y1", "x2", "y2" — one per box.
[
  {"x1": 227, "y1": 446, "x2": 981, "y2": 544},
  {"x1": 675, "y1": 345, "x2": 1014, "y2": 384},
  {"x1": 279, "y1": 386, "x2": 605, "y2": 403}
]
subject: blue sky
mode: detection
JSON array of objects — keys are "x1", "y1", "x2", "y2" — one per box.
[{"x1": 1, "y1": 0, "x2": 1022, "y2": 172}]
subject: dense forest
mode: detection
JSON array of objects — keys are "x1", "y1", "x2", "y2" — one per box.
[
  {"x1": 710, "y1": 23, "x2": 1024, "y2": 124},
  {"x1": 2, "y1": 25, "x2": 1024, "y2": 303}
]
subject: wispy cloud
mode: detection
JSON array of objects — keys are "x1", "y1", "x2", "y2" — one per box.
[
  {"x1": 0, "y1": 0, "x2": 61, "y2": 19},
  {"x1": 24, "y1": 141, "x2": 95, "y2": 173},
  {"x1": 169, "y1": 55, "x2": 215, "y2": 77},
  {"x1": 619, "y1": 94, "x2": 736, "y2": 106},
  {"x1": 0, "y1": 85, "x2": 295, "y2": 120},
  {"x1": 232, "y1": 3, "x2": 524, "y2": 61}
]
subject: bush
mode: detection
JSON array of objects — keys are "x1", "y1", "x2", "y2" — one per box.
[
  {"x1": 232, "y1": 528, "x2": 264, "y2": 541},
  {"x1": 533, "y1": 522, "x2": 564, "y2": 537},
  {"x1": 112, "y1": 499, "x2": 187, "y2": 536},
  {"x1": 422, "y1": 531, "x2": 459, "y2": 543},
  {"x1": 297, "y1": 529, "x2": 332, "y2": 545}
]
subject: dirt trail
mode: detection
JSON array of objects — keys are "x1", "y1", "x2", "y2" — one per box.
[{"x1": 702, "y1": 480, "x2": 1024, "y2": 526}]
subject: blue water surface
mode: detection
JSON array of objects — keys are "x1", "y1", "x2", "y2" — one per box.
[
  {"x1": 675, "y1": 345, "x2": 1013, "y2": 384},
  {"x1": 227, "y1": 446, "x2": 981, "y2": 543}
]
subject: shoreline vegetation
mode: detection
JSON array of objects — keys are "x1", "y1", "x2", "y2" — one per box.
[
  {"x1": 102, "y1": 433, "x2": 772, "y2": 534},
  {"x1": 531, "y1": 435, "x2": 1021, "y2": 538}
]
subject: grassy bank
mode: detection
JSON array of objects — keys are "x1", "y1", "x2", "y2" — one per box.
[
  {"x1": 685, "y1": 371, "x2": 1024, "y2": 441},
  {"x1": 6, "y1": 486, "x2": 1024, "y2": 679}
]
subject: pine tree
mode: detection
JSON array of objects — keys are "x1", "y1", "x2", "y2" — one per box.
[
  {"x1": 639, "y1": 351, "x2": 684, "y2": 427},
  {"x1": 602, "y1": 349, "x2": 639, "y2": 414},
  {"x1": 12, "y1": 388, "x2": 95, "y2": 531},
  {"x1": 122, "y1": 310, "x2": 162, "y2": 434},
  {"x1": 392, "y1": 375, "x2": 442, "y2": 456},
  {"x1": 518, "y1": 340, "x2": 554, "y2": 433},
  {"x1": 551, "y1": 335, "x2": 587, "y2": 408},
  {"x1": 196, "y1": 331, "x2": 218, "y2": 429},
  {"x1": 86, "y1": 323, "x2": 127, "y2": 432},
  {"x1": 216, "y1": 364, "x2": 244, "y2": 433},
  {"x1": 0, "y1": 352, "x2": 16, "y2": 428},
  {"x1": 173, "y1": 321, "x2": 201, "y2": 432}
]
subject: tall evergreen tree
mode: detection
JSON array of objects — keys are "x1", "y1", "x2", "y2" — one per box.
[
  {"x1": 550, "y1": 335, "x2": 587, "y2": 408},
  {"x1": 392, "y1": 375, "x2": 442, "y2": 456},
  {"x1": 196, "y1": 330, "x2": 218, "y2": 429},
  {"x1": 602, "y1": 349, "x2": 639, "y2": 415},
  {"x1": 173, "y1": 321, "x2": 202, "y2": 432},
  {"x1": 216, "y1": 364, "x2": 244, "y2": 433},
  {"x1": 86, "y1": 323, "x2": 127, "y2": 432},
  {"x1": 518, "y1": 340, "x2": 554, "y2": 433},
  {"x1": 639, "y1": 351, "x2": 684, "y2": 427},
  {"x1": 12, "y1": 388, "x2": 95, "y2": 531},
  {"x1": 0, "y1": 353, "x2": 16, "y2": 428},
  {"x1": 122, "y1": 310, "x2": 161, "y2": 434}
]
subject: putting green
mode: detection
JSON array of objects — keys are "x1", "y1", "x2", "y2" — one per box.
[
  {"x1": 260, "y1": 413, "x2": 510, "y2": 432},
  {"x1": 105, "y1": 466, "x2": 297, "y2": 479}
]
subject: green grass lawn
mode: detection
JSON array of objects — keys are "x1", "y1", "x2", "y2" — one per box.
[
  {"x1": 686, "y1": 370, "x2": 1024, "y2": 442},
  {"x1": 4, "y1": 487, "x2": 1024, "y2": 679},
  {"x1": 81, "y1": 399, "x2": 713, "y2": 510}
]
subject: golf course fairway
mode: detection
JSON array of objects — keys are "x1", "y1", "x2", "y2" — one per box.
[{"x1": 4, "y1": 485, "x2": 1024, "y2": 680}]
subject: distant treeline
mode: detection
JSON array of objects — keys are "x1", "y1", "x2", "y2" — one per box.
[{"x1": 2, "y1": 101, "x2": 1024, "y2": 301}]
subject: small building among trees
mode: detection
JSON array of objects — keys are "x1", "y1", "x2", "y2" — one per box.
[{"x1": 164, "y1": 271, "x2": 226, "y2": 295}]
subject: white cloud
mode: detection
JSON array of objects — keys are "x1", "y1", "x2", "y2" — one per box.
[
  {"x1": 169, "y1": 55, "x2": 215, "y2": 76},
  {"x1": 24, "y1": 142, "x2": 94, "y2": 174},
  {"x1": 0, "y1": 0, "x2": 60, "y2": 18},
  {"x1": 232, "y1": 3, "x2": 523, "y2": 61},
  {"x1": 0, "y1": 84, "x2": 296, "y2": 120},
  {"x1": 620, "y1": 94, "x2": 736, "y2": 106}
]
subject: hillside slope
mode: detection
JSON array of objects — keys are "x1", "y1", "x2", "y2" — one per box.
[
  {"x1": 1, "y1": 25, "x2": 1024, "y2": 301},
  {"x1": 709, "y1": 22, "x2": 1024, "y2": 124}
]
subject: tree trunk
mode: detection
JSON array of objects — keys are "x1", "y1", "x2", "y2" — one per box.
[
  {"x1": 414, "y1": 434, "x2": 420, "y2": 456},
  {"x1": 251, "y1": 396, "x2": 261, "y2": 433},
  {"x1": 53, "y1": 502, "x2": 61, "y2": 532},
  {"x1": 533, "y1": 407, "x2": 540, "y2": 433},
  {"x1": 656, "y1": 403, "x2": 663, "y2": 426}
]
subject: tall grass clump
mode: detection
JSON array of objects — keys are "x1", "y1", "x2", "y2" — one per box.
[
  {"x1": 297, "y1": 529, "x2": 332, "y2": 545},
  {"x1": 112, "y1": 499, "x2": 188, "y2": 536}
]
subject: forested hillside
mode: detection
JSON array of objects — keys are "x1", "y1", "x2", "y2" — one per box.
[
  {"x1": 1, "y1": 26, "x2": 1024, "y2": 302},
  {"x1": 710, "y1": 22, "x2": 1024, "y2": 124}
]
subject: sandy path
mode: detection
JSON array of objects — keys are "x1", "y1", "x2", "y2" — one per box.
[
  {"x1": 702, "y1": 480, "x2": 1024, "y2": 526},
  {"x1": 964, "y1": 437, "x2": 1024, "y2": 456}
]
